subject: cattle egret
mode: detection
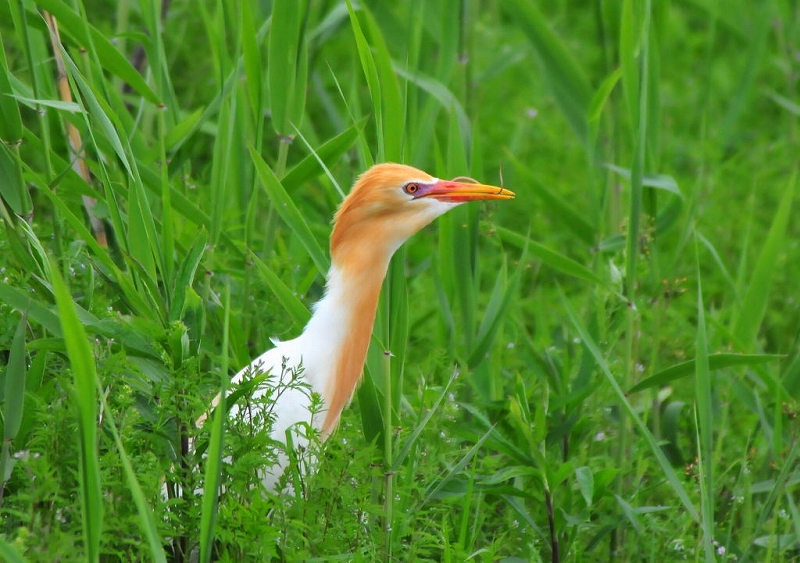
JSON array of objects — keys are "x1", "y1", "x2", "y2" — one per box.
[{"x1": 208, "y1": 163, "x2": 514, "y2": 489}]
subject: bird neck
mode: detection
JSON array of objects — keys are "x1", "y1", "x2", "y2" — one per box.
[{"x1": 302, "y1": 244, "x2": 393, "y2": 435}]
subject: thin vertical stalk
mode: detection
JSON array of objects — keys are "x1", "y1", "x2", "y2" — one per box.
[
  {"x1": 617, "y1": 0, "x2": 652, "y2": 557},
  {"x1": 382, "y1": 347, "x2": 393, "y2": 561}
]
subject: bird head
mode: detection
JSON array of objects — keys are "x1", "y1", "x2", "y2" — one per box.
[{"x1": 330, "y1": 163, "x2": 514, "y2": 267}]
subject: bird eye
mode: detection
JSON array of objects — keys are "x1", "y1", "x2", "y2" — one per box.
[{"x1": 403, "y1": 183, "x2": 419, "y2": 195}]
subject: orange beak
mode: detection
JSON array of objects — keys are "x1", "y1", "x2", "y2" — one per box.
[{"x1": 419, "y1": 179, "x2": 515, "y2": 203}]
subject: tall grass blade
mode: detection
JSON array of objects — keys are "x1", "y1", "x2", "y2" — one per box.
[
  {"x1": 345, "y1": 0, "x2": 384, "y2": 161},
  {"x1": 48, "y1": 257, "x2": 103, "y2": 562},
  {"x1": 495, "y1": 226, "x2": 607, "y2": 287},
  {"x1": 588, "y1": 67, "x2": 622, "y2": 125},
  {"x1": 268, "y1": 0, "x2": 304, "y2": 138},
  {"x1": 249, "y1": 146, "x2": 329, "y2": 275},
  {"x1": 732, "y1": 174, "x2": 795, "y2": 347},
  {"x1": 355, "y1": 4, "x2": 403, "y2": 161},
  {"x1": 282, "y1": 121, "x2": 362, "y2": 193}
]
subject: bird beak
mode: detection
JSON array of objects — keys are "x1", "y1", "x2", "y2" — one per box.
[{"x1": 420, "y1": 179, "x2": 515, "y2": 203}]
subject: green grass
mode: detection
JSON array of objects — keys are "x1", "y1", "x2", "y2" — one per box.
[{"x1": 1, "y1": 0, "x2": 799, "y2": 561}]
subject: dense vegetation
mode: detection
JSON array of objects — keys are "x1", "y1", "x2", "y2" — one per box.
[{"x1": 1, "y1": 0, "x2": 798, "y2": 561}]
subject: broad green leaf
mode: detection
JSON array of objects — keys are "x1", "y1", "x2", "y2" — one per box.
[
  {"x1": 0, "y1": 143, "x2": 28, "y2": 215},
  {"x1": 603, "y1": 163, "x2": 683, "y2": 198},
  {"x1": 162, "y1": 107, "x2": 205, "y2": 154},
  {"x1": 495, "y1": 226, "x2": 607, "y2": 287},
  {"x1": 575, "y1": 466, "x2": 595, "y2": 508},
  {"x1": 629, "y1": 353, "x2": 783, "y2": 393},
  {"x1": 3, "y1": 312, "x2": 27, "y2": 441},
  {"x1": 9, "y1": 94, "x2": 82, "y2": 113},
  {"x1": 478, "y1": 466, "x2": 539, "y2": 487}
]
